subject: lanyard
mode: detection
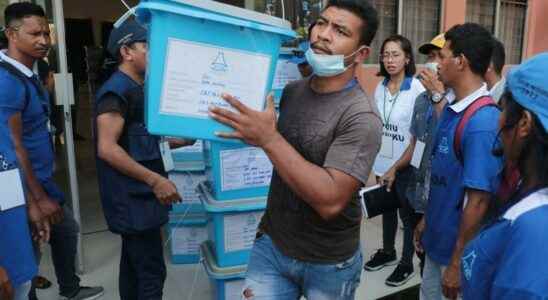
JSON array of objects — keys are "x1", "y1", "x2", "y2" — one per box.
[{"x1": 382, "y1": 86, "x2": 401, "y2": 125}]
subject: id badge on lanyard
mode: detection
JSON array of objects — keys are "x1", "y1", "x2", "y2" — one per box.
[{"x1": 0, "y1": 156, "x2": 26, "y2": 211}]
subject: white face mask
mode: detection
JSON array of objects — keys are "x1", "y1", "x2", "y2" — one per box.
[
  {"x1": 305, "y1": 46, "x2": 364, "y2": 77},
  {"x1": 424, "y1": 62, "x2": 439, "y2": 74}
]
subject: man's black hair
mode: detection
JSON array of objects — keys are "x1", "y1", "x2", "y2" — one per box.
[
  {"x1": 324, "y1": 0, "x2": 379, "y2": 46},
  {"x1": 4, "y1": 2, "x2": 46, "y2": 28},
  {"x1": 491, "y1": 38, "x2": 506, "y2": 76},
  {"x1": 378, "y1": 34, "x2": 417, "y2": 78},
  {"x1": 444, "y1": 23, "x2": 494, "y2": 77}
]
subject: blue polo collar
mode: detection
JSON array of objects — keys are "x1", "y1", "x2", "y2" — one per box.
[{"x1": 382, "y1": 76, "x2": 413, "y2": 92}]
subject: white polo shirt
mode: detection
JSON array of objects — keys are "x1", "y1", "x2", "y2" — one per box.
[{"x1": 373, "y1": 76, "x2": 425, "y2": 176}]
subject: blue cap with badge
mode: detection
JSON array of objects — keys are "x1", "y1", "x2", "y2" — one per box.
[
  {"x1": 107, "y1": 19, "x2": 148, "y2": 57},
  {"x1": 506, "y1": 52, "x2": 548, "y2": 132}
]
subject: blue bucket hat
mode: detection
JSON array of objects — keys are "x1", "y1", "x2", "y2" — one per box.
[
  {"x1": 506, "y1": 52, "x2": 548, "y2": 132},
  {"x1": 107, "y1": 19, "x2": 148, "y2": 57}
]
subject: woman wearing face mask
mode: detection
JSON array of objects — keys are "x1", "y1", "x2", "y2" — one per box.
[
  {"x1": 460, "y1": 53, "x2": 548, "y2": 299},
  {"x1": 364, "y1": 35, "x2": 425, "y2": 287}
]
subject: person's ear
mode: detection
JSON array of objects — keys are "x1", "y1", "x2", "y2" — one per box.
[
  {"x1": 354, "y1": 46, "x2": 371, "y2": 64},
  {"x1": 517, "y1": 110, "x2": 534, "y2": 139},
  {"x1": 120, "y1": 45, "x2": 133, "y2": 62}
]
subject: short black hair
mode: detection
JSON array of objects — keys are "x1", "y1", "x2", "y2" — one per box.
[
  {"x1": 445, "y1": 23, "x2": 494, "y2": 76},
  {"x1": 4, "y1": 2, "x2": 45, "y2": 28},
  {"x1": 491, "y1": 38, "x2": 506, "y2": 75},
  {"x1": 378, "y1": 34, "x2": 417, "y2": 78},
  {"x1": 324, "y1": 0, "x2": 379, "y2": 46}
]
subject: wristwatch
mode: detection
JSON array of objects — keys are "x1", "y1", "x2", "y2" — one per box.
[{"x1": 431, "y1": 91, "x2": 444, "y2": 103}]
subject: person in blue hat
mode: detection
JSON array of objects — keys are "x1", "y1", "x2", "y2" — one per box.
[
  {"x1": 0, "y1": 3, "x2": 103, "y2": 300},
  {"x1": 94, "y1": 18, "x2": 183, "y2": 300},
  {"x1": 460, "y1": 52, "x2": 548, "y2": 299}
]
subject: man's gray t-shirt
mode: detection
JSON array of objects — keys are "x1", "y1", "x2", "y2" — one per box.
[{"x1": 259, "y1": 78, "x2": 382, "y2": 263}]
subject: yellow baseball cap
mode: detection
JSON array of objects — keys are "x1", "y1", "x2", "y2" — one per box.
[{"x1": 418, "y1": 33, "x2": 446, "y2": 55}]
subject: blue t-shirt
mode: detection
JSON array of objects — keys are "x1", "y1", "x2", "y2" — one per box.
[
  {"x1": 461, "y1": 188, "x2": 548, "y2": 299},
  {"x1": 422, "y1": 98, "x2": 503, "y2": 265},
  {"x1": 0, "y1": 58, "x2": 54, "y2": 182},
  {"x1": 0, "y1": 126, "x2": 37, "y2": 286}
]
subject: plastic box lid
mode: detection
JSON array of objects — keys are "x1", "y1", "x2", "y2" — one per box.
[
  {"x1": 197, "y1": 182, "x2": 267, "y2": 213},
  {"x1": 168, "y1": 212, "x2": 208, "y2": 226},
  {"x1": 173, "y1": 160, "x2": 206, "y2": 172},
  {"x1": 161, "y1": 0, "x2": 291, "y2": 29},
  {"x1": 138, "y1": 0, "x2": 295, "y2": 38},
  {"x1": 200, "y1": 241, "x2": 247, "y2": 279}
]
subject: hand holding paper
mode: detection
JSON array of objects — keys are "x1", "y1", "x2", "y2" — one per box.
[{"x1": 209, "y1": 93, "x2": 279, "y2": 147}]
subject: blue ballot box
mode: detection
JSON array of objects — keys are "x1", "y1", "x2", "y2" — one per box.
[
  {"x1": 166, "y1": 213, "x2": 208, "y2": 264},
  {"x1": 272, "y1": 48, "x2": 302, "y2": 106},
  {"x1": 169, "y1": 171, "x2": 207, "y2": 214},
  {"x1": 198, "y1": 182, "x2": 266, "y2": 267},
  {"x1": 136, "y1": 0, "x2": 295, "y2": 144},
  {"x1": 201, "y1": 242, "x2": 247, "y2": 300},
  {"x1": 204, "y1": 141, "x2": 272, "y2": 201}
]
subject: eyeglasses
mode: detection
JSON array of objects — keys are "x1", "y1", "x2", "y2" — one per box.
[{"x1": 380, "y1": 52, "x2": 403, "y2": 61}]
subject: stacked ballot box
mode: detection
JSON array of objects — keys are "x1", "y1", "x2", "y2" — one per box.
[
  {"x1": 201, "y1": 242, "x2": 247, "y2": 300},
  {"x1": 198, "y1": 182, "x2": 266, "y2": 268},
  {"x1": 169, "y1": 140, "x2": 207, "y2": 215},
  {"x1": 272, "y1": 48, "x2": 302, "y2": 107},
  {"x1": 204, "y1": 141, "x2": 273, "y2": 201},
  {"x1": 166, "y1": 213, "x2": 208, "y2": 264}
]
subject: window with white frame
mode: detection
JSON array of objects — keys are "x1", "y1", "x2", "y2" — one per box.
[
  {"x1": 367, "y1": 0, "x2": 441, "y2": 64},
  {"x1": 466, "y1": 0, "x2": 528, "y2": 64}
]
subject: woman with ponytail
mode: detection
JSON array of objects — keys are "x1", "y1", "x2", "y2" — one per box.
[{"x1": 460, "y1": 53, "x2": 548, "y2": 299}]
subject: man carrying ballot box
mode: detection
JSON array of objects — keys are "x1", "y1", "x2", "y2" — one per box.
[
  {"x1": 209, "y1": 1, "x2": 382, "y2": 299},
  {"x1": 94, "y1": 19, "x2": 182, "y2": 300}
]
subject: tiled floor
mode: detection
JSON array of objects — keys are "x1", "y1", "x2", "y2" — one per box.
[{"x1": 34, "y1": 87, "x2": 421, "y2": 299}]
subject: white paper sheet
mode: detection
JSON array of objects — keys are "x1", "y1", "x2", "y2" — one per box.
[
  {"x1": 172, "y1": 140, "x2": 203, "y2": 154},
  {"x1": 160, "y1": 39, "x2": 271, "y2": 118},
  {"x1": 411, "y1": 140, "x2": 426, "y2": 169},
  {"x1": 169, "y1": 172, "x2": 206, "y2": 205},
  {"x1": 272, "y1": 59, "x2": 301, "y2": 90},
  {"x1": 220, "y1": 147, "x2": 272, "y2": 191},
  {"x1": 160, "y1": 141, "x2": 175, "y2": 172},
  {"x1": 0, "y1": 169, "x2": 26, "y2": 211},
  {"x1": 224, "y1": 211, "x2": 264, "y2": 253},
  {"x1": 170, "y1": 226, "x2": 208, "y2": 255}
]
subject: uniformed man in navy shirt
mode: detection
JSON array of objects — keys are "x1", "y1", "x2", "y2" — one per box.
[
  {"x1": 94, "y1": 18, "x2": 182, "y2": 300},
  {"x1": 414, "y1": 23, "x2": 503, "y2": 300},
  {"x1": 0, "y1": 3, "x2": 104, "y2": 300}
]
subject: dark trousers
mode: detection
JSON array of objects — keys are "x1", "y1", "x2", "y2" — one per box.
[
  {"x1": 29, "y1": 204, "x2": 81, "y2": 299},
  {"x1": 119, "y1": 228, "x2": 166, "y2": 300},
  {"x1": 382, "y1": 179, "x2": 423, "y2": 267}
]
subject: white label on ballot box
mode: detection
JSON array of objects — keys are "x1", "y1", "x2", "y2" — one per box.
[
  {"x1": 272, "y1": 59, "x2": 301, "y2": 90},
  {"x1": 168, "y1": 172, "x2": 206, "y2": 205},
  {"x1": 220, "y1": 147, "x2": 273, "y2": 191},
  {"x1": 224, "y1": 211, "x2": 264, "y2": 253},
  {"x1": 225, "y1": 280, "x2": 245, "y2": 300},
  {"x1": 0, "y1": 168, "x2": 26, "y2": 211},
  {"x1": 171, "y1": 226, "x2": 208, "y2": 255},
  {"x1": 160, "y1": 38, "x2": 271, "y2": 118}
]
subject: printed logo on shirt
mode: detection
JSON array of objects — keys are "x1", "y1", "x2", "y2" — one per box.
[
  {"x1": 438, "y1": 136, "x2": 449, "y2": 154},
  {"x1": 383, "y1": 123, "x2": 405, "y2": 142},
  {"x1": 462, "y1": 251, "x2": 477, "y2": 281}
]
